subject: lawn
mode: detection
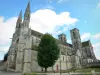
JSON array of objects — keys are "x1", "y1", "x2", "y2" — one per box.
[{"x1": 75, "y1": 68, "x2": 100, "y2": 72}]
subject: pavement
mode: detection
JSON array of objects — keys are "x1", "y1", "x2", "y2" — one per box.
[
  {"x1": 0, "y1": 71, "x2": 22, "y2": 75},
  {"x1": 0, "y1": 71, "x2": 100, "y2": 75},
  {"x1": 0, "y1": 71, "x2": 71, "y2": 75}
]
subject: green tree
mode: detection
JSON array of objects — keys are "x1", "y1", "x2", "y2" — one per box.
[
  {"x1": 3, "y1": 52, "x2": 8, "y2": 62},
  {"x1": 37, "y1": 33, "x2": 60, "y2": 72}
]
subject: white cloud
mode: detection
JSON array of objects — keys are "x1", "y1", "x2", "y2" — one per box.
[
  {"x1": 0, "y1": 46, "x2": 9, "y2": 52},
  {"x1": 57, "y1": 0, "x2": 69, "y2": 3},
  {"x1": 67, "y1": 40, "x2": 71, "y2": 43},
  {"x1": 0, "y1": 16, "x2": 17, "y2": 45},
  {"x1": 81, "y1": 33, "x2": 100, "y2": 41},
  {"x1": 0, "y1": 46, "x2": 9, "y2": 60},
  {"x1": 30, "y1": 9, "x2": 78, "y2": 34},
  {"x1": 93, "y1": 43, "x2": 100, "y2": 60},
  {"x1": 93, "y1": 43, "x2": 100, "y2": 49},
  {"x1": 92, "y1": 33, "x2": 100, "y2": 40},
  {"x1": 81, "y1": 33, "x2": 91, "y2": 41},
  {"x1": 96, "y1": 2, "x2": 100, "y2": 8}
]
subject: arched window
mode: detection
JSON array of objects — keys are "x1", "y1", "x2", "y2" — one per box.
[
  {"x1": 64, "y1": 37, "x2": 66, "y2": 41},
  {"x1": 74, "y1": 42, "x2": 76, "y2": 47},
  {"x1": 18, "y1": 23, "x2": 21, "y2": 28},
  {"x1": 76, "y1": 42, "x2": 78, "y2": 49},
  {"x1": 63, "y1": 56, "x2": 64, "y2": 61},
  {"x1": 27, "y1": 13, "x2": 30, "y2": 18},
  {"x1": 73, "y1": 32, "x2": 76, "y2": 39},
  {"x1": 16, "y1": 38, "x2": 19, "y2": 44}
]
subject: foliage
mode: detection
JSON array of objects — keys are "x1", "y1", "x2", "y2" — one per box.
[
  {"x1": 3, "y1": 52, "x2": 8, "y2": 61},
  {"x1": 75, "y1": 68, "x2": 100, "y2": 72},
  {"x1": 23, "y1": 73, "x2": 47, "y2": 75},
  {"x1": 23, "y1": 72, "x2": 37, "y2": 75},
  {"x1": 88, "y1": 65, "x2": 100, "y2": 68},
  {"x1": 37, "y1": 33, "x2": 60, "y2": 72}
]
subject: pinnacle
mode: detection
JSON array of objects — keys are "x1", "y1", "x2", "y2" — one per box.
[
  {"x1": 25, "y1": 1, "x2": 30, "y2": 14},
  {"x1": 24, "y1": 1, "x2": 30, "y2": 20},
  {"x1": 17, "y1": 10, "x2": 22, "y2": 23}
]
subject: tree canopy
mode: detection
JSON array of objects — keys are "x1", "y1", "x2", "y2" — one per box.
[
  {"x1": 37, "y1": 33, "x2": 60, "y2": 72},
  {"x1": 3, "y1": 52, "x2": 8, "y2": 62}
]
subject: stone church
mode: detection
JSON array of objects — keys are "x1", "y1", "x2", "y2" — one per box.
[{"x1": 7, "y1": 1, "x2": 97, "y2": 73}]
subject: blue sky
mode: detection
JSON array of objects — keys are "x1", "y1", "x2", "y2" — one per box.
[{"x1": 0, "y1": 0, "x2": 100, "y2": 60}]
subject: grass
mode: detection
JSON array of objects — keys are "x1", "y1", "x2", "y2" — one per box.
[
  {"x1": 23, "y1": 73, "x2": 37, "y2": 75},
  {"x1": 75, "y1": 68, "x2": 100, "y2": 72},
  {"x1": 22, "y1": 68, "x2": 100, "y2": 75},
  {"x1": 23, "y1": 72, "x2": 47, "y2": 75}
]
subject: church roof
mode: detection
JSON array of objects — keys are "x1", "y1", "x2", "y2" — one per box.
[
  {"x1": 66, "y1": 43, "x2": 73, "y2": 47},
  {"x1": 31, "y1": 29, "x2": 73, "y2": 48},
  {"x1": 52, "y1": 39, "x2": 73, "y2": 48},
  {"x1": 31, "y1": 29, "x2": 43, "y2": 38},
  {"x1": 82, "y1": 40, "x2": 89, "y2": 47}
]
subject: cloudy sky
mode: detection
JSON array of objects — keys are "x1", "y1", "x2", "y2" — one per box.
[{"x1": 0, "y1": 0, "x2": 100, "y2": 60}]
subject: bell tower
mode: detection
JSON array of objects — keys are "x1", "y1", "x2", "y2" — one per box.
[
  {"x1": 58, "y1": 33, "x2": 67, "y2": 43},
  {"x1": 70, "y1": 28, "x2": 82, "y2": 50},
  {"x1": 7, "y1": 10, "x2": 22, "y2": 70}
]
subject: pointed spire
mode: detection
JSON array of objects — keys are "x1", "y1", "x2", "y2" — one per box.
[
  {"x1": 16, "y1": 10, "x2": 22, "y2": 28},
  {"x1": 17, "y1": 10, "x2": 22, "y2": 23},
  {"x1": 26, "y1": 1, "x2": 30, "y2": 12},
  {"x1": 24, "y1": 1, "x2": 30, "y2": 21}
]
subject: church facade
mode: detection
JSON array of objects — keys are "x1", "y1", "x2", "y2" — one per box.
[{"x1": 7, "y1": 2, "x2": 97, "y2": 73}]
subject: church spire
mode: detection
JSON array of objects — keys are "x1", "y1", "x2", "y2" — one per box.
[
  {"x1": 24, "y1": 1, "x2": 30, "y2": 21},
  {"x1": 16, "y1": 10, "x2": 22, "y2": 28}
]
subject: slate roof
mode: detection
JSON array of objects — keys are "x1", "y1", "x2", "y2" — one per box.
[
  {"x1": 31, "y1": 30, "x2": 43, "y2": 38},
  {"x1": 82, "y1": 40, "x2": 90, "y2": 47},
  {"x1": 66, "y1": 43, "x2": 73, "y2": 47},
  {"x1": 31, "y1": 29, "x2": 73, "y2": 48},
  {"x1": 50, "y1": 39, "x2": 73, "y2": 48}
]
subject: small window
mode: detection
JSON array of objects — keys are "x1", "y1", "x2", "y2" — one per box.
[
  {"x1": 73, "y1": 32, "x2": 76, "y2": 39},
  {"x1": 16, "y1": 38, "x2": 19, "y2": 43},
  {"x1": 61, "y1": 36, "x2": 63, "y2": 41},
  {"x1": 76, "y1": 42, "x2": 78, "y2": 49},
  {"x1": 27, "y1": 13, "x2": 30, "y2": 18},
  {"x1": 63, "y1": 56, "x2": 64, "y2": 61},
  {"x1": 74, "y1": 42, "x2": 76, "y2": 47},
  {"x1": 18, "y1": 23, "x2": 20, "y2": 28}
]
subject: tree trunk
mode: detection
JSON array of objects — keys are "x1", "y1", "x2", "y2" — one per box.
[
  {"x1": 41, "y1": 67, "x2": 43, "y2": 72},
  {"x1": 45, "y1": 67, "x2": 47, "y2": 72},
  {"x1": 52, "y1": 66, "x2": 55, "y2": 73}
]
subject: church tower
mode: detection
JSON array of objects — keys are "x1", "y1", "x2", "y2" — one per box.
[
  {"x1": 15, "y1": 1, "x2": 31, "y2": 72},
  {"x1": 70, "y1": 28, "x2": 82, "y2": 50},
  {"x1": 58, "y1": 33, "x2": 67, "y2": 43},
  {"x1": 70, "y1": 28, "x2": 83, "y2": 68},
  {"x1": 22, "y1": 1, "x2": 30, "y2": 35},
  {"x1": 7, "y1": 10, "x2": 22, "y2": 70}
]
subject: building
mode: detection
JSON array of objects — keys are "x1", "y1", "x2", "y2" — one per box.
[{"x1": 7, "y1": 1, "x2": 97, "y2": 73}]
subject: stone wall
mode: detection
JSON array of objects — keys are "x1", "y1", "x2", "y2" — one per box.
[
  {"x1": 31, "y1": 50, "x2": 41, "y2": 72},
  {"x1": 30, "y1": 50, "x2": 69, "y2": 72},
  {"x1": 23, "y1": 49, "x2": 32, "y2": 73}
]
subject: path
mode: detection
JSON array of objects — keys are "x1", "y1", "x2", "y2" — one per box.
[{"x1": 0, "y1": 71, "x2": 21, "y2": 75}]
